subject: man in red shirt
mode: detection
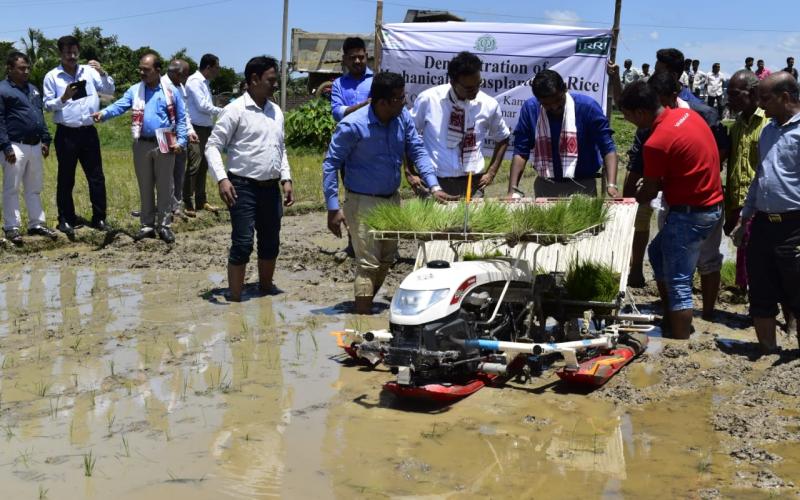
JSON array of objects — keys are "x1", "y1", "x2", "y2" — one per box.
[{"x1": 618, "y1": 81, "x2": 724, "y2": 339}]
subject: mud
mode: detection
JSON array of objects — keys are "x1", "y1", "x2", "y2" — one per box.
[{"x1": 0, "y1": 211, "x2": 798, "y2": 498}]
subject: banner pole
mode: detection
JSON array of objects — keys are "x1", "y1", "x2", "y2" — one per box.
[
  {"x1": 280, "y1": 0, "x2": 289, "y2": 110},
  {"x1": 374, "y1": 0, "x2": 383, "y2": 72},
  {"x1": 603, "y1": 0, "x2": 622, "y2": 196}
]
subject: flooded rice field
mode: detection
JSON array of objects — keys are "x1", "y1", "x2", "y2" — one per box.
[{"x1": 0, "y1": 214, "x2": 799, "y2": 499}]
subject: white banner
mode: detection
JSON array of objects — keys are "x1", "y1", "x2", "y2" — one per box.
[{"x1": 380, "y1": 22, "x2": 612, "y2": 154}]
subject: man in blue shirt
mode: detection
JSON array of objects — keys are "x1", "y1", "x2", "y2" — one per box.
[
  {"x1": 330, "y1": 37, "x2": 373, "y2": 259},
  {"x1": 0, "y1": 51, "x2": 56, "y2": 245},
  {"x1": 331, "y1": 37, "x2": 373, "y2": 123},
  {"x1": 43, "y1": 35, "x2": 115, "y2": 237},
  {"x1": 507, "y1": 69, "x2": 618, "y2": 198},
  {"x1": 93, "y1": 53, "x2": 187, "y2": 244},
  {"x1": 322, "y1": 72, "x2": 448, "y2": 314},
  {"x1": 732, "y1": 72, "x2": 800, "y2": 353}
]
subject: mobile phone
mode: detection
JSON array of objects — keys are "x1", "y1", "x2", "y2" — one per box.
[{"x1": 69, "y1": 80, "x2": 88, "y2": 100}]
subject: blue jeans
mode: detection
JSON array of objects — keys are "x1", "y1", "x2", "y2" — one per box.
[
  {"x1": 228, "y1": 175, "x2": 282, "y2": 265},
  {"x1": 649, "y1": 206, "x2": 722, "y2": 311}
]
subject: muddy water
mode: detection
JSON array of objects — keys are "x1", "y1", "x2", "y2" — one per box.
[{"x1": 0, "y1": 262, "x2": 797, "y2": 498}]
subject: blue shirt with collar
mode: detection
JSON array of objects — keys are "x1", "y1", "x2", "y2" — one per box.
[
  {"x1": 0, "y1": 78, "x2": 51, "y2": 154},
  {"x1": 331, "y1": 67, "x2": 373, "y2": 122},
  {"x1": 513, "y1": 92, "x2": 616, "y2": 179},
  {"x1": 100, "y1": 81, "x2": 188, "y2": 147},
  {"x1": 742, "y1": 111, "x2": 800, "y2": 218},
  {"x1": 679, "y1": 86, "x2": 703, "y2": 106},
  {"x1": 42, "y1": 64, "x2": 115, "y2": 127},
  {"x1": 322, "y1": 105, "x2": 438, "y2": 211}
]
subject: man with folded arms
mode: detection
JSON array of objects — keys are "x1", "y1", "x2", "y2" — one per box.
[
  {"x1": 508, "y1": 69, "x2": 618, "y2": 199},
  {"x1": 409, "y1": 51, "x2": 509, "y2": 198},
  {"x1": 731, "y1": 72, "x2": 800, "y2": 353},
  {"x1": 0, "y1": 51, "x2": 56, "y2": 245},
  {"x1": 323, "y1": 72, "x2": 450, "y2": 314},
  {"x1": 93, "y1": 53, "x2": 187, "y2": 244},
  {"x1": 43, "y1": 35, "x2": 114, "y2": 237},
  {"x1": 619, "y1": 81, "x2": 723, "y2": 339},
  {"x1": 206, "y1": 56, "x2": 294, "y2": 302}
]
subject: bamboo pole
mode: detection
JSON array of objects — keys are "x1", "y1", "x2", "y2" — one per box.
[
  {"x1": 374, "y1": 0, "x2": 383, "y2": 72},
  {"x1": 602, "y1": 0, "x2": 622, "y2": 196},
  {"x1": 280, "y1": 0, "x2": 289, "y2": 110}
]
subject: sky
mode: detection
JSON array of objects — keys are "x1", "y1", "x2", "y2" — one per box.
[{"x1": 2, "y1": 0, "x2": 799, "y2": 76}]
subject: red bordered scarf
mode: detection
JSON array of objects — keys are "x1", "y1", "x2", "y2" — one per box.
[
  {"x1": 532, "y1": 92, "x2": 578, "y2": 178},
  {"x1": 131, "y1": 81, "x2": 176, "y2": 140},
  {"x1": 446, "y1": 87, "x2": 482, "y2": 173}
]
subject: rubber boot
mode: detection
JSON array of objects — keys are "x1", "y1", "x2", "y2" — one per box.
[
  {"x1": 700, "y1": 271, "x2": 720, "y2": 321},
  {"x1": 228, "y1": 263, "x2": 246, "y2": 302}
]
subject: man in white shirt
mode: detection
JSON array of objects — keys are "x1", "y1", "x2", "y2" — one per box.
[
  {"x1": 408, "y1": 51, "x2": 510, "y2": 198},
  {"x1": 706, "y1": 62, "x2": 726, "y2": 117},
  {"x1": 163, "y1": 59, "x2": 199, "y2": 219},
  {"x1": 621, "y1": 59, "x2": 641, "y2": 88},
  {"x1": 206, "y1": 56, "x2": 294, "y2": 302},
  {"x1": 43, "y1": 35, "x2": 115, "y2": 237},
  {"x1": 185, "y1": 53, "x2": 223, "y2": 216},
  {"x1": 691, "y1": 59, "x2": 707, "y2": 99}
]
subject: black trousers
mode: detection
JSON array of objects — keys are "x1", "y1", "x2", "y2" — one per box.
[
  {"x1": 54, "y1": 124, "x2": 106, "y2": 224},
  {"x1": 747, "y1": 214, "x2": 800, "y2": 318}
]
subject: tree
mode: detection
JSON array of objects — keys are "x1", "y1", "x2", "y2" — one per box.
[
  {"x1": 168, "y1": 48, "x2": 197, "y2": 74},
  {"x1": 71, "y1": 26, "x2": 118, "y2": 63},
  {"x1": 210, "y1": 66, "x2": 239, "y2": 95},
  {"x1": 19, "y1": 28, "x2": 58, "y2": 89},
  {"x1": 0, "y1": 41, "x2": 17, "y2": 79}
]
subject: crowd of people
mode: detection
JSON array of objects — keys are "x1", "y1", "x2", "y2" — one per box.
[
  {"x1": 0, "y1": 35, "x2": 227, "y2": 246},
  {"x1": 2, "y1": 34, "x2": 798, "y2": 352},
  {"x1": 617, "y1": 55, "x2": 799, "y2": 120}
]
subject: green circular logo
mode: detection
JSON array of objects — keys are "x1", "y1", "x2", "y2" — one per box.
[{"x1": 474, "y1": 35, "x2": 497, "y2": 53}]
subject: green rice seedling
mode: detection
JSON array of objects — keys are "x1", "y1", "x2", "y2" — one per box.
[
  {"x1": 121, "y1": 435, "x2": 130, "y2": 457},
  {"x1": 464, "y1": 201, "x2": 512, "y2": 233},
  {"x1": 564, "y1": 260, "x2": 621, "y2": 303},
  {"x1": 69, "y1": 336, "x2": 82, "y2": 352},
  {"x1": 49, "y1": 395, "x2": 61, "y2": 419},
  {"x1": 88, "y1": 389, "x2": 96, "y2": 409},
  {"x1": 38, "y1": 485, "x2": 48, "y2": 499},
  {"x1": 3, "y1": 423, "x2": 14, "y2": 440},
  {"x1": 166, "y1": 340, "x2": 176, "y2": 358},
  {"x1": 462, "y1": 249, "x2": 504, "y2": 261},
  {"x1": 510, "y1": 196, "x2": 608, "y2": 238},
  {"x1": 34, "y1": 381, "x2": 49, "y2": 398},
  {"x1": 17, "y1": 448, "x2": 32, "y2": 468},
  {"x1": 83, "y1": 450, "x2": 96, "y2": 477},
  {"x1": 108, "y1": 359, "x2": 115, "y2": 377},
  {"x1": 240, "y1": 354, "x2": 249, "y2": 380},
  {"x1": 309, "y1": 330, "x2": 319, "y2": 352},
  {"x1": 106, "y1": 413, "x2": 115, "y2": 434}
]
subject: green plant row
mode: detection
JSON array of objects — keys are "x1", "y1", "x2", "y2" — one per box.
[
  {"x1": 362, "y1": 196, "x2": 609, "y2": 237},
  {"x1": 564, "y1": 260, "x2": 621, "y2": 303}
]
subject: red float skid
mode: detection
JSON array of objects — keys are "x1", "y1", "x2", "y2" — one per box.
[
  {"x1": 383, "y1": 373, "x2": 498, "y2": 403},
  {"x1": 556, "y1": 345, "x2": 637, "y2": 386}
]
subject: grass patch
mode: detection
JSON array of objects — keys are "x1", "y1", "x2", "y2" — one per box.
[
  {"x1": 720, "y1": 260, "x2": 737, "y2": 288},
  {"x1": 564, "y1": 260, "x2": 621, "y2": 303}
]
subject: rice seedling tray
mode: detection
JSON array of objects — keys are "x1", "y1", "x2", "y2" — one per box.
[{"x1": 370, "y1": 222, "x2": 605, "y2": 245}]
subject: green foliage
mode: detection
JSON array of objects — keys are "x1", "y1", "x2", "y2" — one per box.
[
  {"x1": 210, "y1": 65, "x2": 240, "y2": 95},
  {"x1": 285, "y1": 98, "x2": 336, "y2": 151},
  {"x1": 168, "y1": 48, "x2": 198, "y2": 74},
  {"x1": 0, "y1": 41, "x2": 17, "y2": 80},
  {"x1": 564, "y1": 260, "x2": 621, "y2": 303}
]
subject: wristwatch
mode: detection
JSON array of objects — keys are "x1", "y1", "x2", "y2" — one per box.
[
  {"x1": 606, "y1": 183, "x2": 618, "y2": 189},
  {"x1": 431, "y1": 185, "x2": 442, "y2": 193}
]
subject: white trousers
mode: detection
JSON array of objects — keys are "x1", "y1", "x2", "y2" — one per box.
[{"x1": 2, "y1": 142, "x2": 46, "y2": 230}]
